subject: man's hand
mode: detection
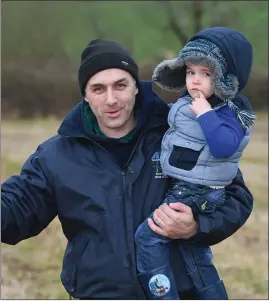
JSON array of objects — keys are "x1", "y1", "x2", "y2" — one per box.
[
  {"x1": 189, "y1": 90, "x2": 212, "y2": 116},
  {"x1": 148, "y1": 202, "x2": 198, "y2": 239}
]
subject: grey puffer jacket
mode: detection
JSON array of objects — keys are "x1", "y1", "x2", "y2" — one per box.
[{"x1": 160, "y1": 96, "x2": 250, "y2": 186}]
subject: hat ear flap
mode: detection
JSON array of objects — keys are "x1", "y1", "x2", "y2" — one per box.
[
  {"x1": 152, "y1": 59, "x2": 186, "y2": 92},
  {"x1": 214, "y1": 73, "x2": 239, "y2": 100}
]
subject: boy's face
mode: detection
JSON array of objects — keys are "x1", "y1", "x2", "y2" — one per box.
[{"x1": 185, "y1": 64, "x2": 214, "y2": 100}]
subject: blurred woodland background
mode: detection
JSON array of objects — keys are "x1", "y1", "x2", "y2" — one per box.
[
  {"x1": 2, "y1": 0, "x2": 268, "y2": 117},
  {"x1": 1, "y1": 1, "x2": 268, "y2": 299}
]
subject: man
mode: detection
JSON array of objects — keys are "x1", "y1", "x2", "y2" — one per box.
[{"x1": 1, "y1": 39, "x2": 253, "y2": 299}]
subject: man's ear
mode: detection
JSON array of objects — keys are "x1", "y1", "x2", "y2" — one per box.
[{"x1": 134, "y1": 81, "x2": 138, "y2": 95}]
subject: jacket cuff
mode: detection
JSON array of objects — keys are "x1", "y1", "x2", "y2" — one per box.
[
  {"x1": 186, "y1": 215, "x2": 211, "y2": 243},
  {"x1": 196, "y1": 108, "x2": 214, "y2": 118},
  {"x1": 196, "y1": 109, "x2": 219, "y2": 130}
]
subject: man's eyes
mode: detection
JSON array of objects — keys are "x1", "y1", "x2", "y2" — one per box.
[
  {"x1": 93, "y1": 86, "x2": 104, "y2": 93},
  {"x1": 92, "y1": 83, "x2": 127, "y2": 93},
  {"x1": 116, "y1": 83, "x2": 127, "y2": 89}
]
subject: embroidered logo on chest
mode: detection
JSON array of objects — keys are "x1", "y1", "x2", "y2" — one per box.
[{"x1": 151, "y1": 152, "x2": 167, "y2": 179}]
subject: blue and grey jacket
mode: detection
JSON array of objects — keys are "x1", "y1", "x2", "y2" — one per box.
[{"x1": 160, "y1": 95, "x2": 250, "y2": 186}]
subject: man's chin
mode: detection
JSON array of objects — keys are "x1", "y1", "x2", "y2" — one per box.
[{"x1": 103, "y1": 119, "x2": 125, "y2": 130}]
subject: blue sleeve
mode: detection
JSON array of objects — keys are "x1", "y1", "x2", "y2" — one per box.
[
  {"x1": 1, "y1": 150, "x2": 57, "y2": 245},
  {"x1": 188, "y1": 169, "x2": 253, "y2": 246},
  {"x1": 167, "y1": 103, "x2": 174, "y2": 109},
  {"x1": 196, "y1": 107, "x2": 245, "y2": 158}
]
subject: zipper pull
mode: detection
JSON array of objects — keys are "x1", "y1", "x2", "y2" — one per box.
[{"x1": 128, "y1": 167, "x2": 135, "y2": 174}]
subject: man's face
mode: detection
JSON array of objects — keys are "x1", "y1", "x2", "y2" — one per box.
[
  {"x1": 185, "y1": 64, "x2": 214, "y2": 99},
  {"x1": 85, "y1": 69, "x2": 138, "y2": 138}
]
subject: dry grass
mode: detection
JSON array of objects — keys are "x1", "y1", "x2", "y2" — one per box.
[
  {"x1": 212, "y1": 113, "x2": 268, "y2": 299},
  {"x1": 1, "y1": 113, "x2": 268, "y2": 299}
]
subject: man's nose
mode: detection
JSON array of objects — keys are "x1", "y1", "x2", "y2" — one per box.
[{"x1": 105, "y1": 89, "x2": 118, "y2": 106}]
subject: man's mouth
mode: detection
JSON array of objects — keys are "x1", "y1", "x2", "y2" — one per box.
[{"x1": 104, "y1": 109, "x2": 123, "y2": 118}]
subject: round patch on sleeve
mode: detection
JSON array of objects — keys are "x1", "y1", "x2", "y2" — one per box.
[{"x1": 148, "y1": 274, "x2": 171, "y2": 297}]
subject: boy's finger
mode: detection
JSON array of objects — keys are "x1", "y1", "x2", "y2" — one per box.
[
  {"x1": 196, "y1": 90, "x2": 201, "y2": 99},
  {"x1": 197, "y1": 90, "x2": 206, "y2": 99},
  {"x1": 193, "y1": 92, "x2": 201, "y2": 101}
]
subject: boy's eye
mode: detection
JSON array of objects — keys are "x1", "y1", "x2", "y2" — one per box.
[{"x1": 186, "y1": 70, "x2": 194, "y2": 75}]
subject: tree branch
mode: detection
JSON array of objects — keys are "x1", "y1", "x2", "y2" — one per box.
[
  {"x1": 163, "y1": 1, "x2": 189, "y2": 45},
  {"x1": 89, "y1": 16, "x2": 107, "y2": 38},
  {"x1": 192, "y1": 0, "x2": 205, "y2": 33}
]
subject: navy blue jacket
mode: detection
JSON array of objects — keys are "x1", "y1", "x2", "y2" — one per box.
[{"x1": 1, "y1": 81, "x2": 253, "y2": 299}]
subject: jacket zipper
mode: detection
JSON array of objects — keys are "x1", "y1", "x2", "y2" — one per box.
[
  {"x1": 121, "y1": 123, "x2": 168, "y2": 298},
  {"x1": 120, "y1": 170, "x2": 139, "y2": 296}
]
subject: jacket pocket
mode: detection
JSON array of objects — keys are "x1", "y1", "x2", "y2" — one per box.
[
  {"x1": 61, "y1": 235, "x2": 91, "y2": 293},
  {"x1": 192, "y1": 188, "x2": 225, "y2": 214},
  {"x1": 169, "y1": 140, "x2": 205, "y2": 171}
]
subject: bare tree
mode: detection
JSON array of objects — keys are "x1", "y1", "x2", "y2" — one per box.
[
  {"x1": 163, "y1": 0, "x2": 207, "y2": 45},
  {"x1": 162, "y1": 1, "x2": 188, "y2": 45},
  {"x1": 88, "y1": 14, "x2": 108, "y2": 39},
  {"x1": 207, "y1": 2, "x2": 239, "y2": 28},
  {"x1": 192, "y1": 1, "x2": 205, "y2": 33},
  {"x1": 138, "y1": 0, "x2": 240, "y2": 46},
  {"x1": 138, "y1": 1, "x2": 206, "y2": 46}
]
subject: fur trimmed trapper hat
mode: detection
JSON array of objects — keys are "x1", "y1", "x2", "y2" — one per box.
[{"x1": 153, "y1": 27, "x2": 256, "y2": 129}]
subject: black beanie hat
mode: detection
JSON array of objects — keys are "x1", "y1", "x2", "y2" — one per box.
[{"x1": 78, "y1": 39, "x2": 139, "y2": 96}]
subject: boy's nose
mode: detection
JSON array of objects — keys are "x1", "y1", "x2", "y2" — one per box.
[{"x1": 192, "y1": 75, "x2": 200, "y2": 84}]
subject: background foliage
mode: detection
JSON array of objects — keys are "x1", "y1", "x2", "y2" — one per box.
[
  {"x1": 2, "y1": 0, "x2": 268, "y2": 118},
  {"x1": 2, "y1": 1, "x2": 268, "y2": 65}
]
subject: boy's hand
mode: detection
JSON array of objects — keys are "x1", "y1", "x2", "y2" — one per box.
[{"x1": 189, "y1": 90, "x2": 212, "y2": 116}]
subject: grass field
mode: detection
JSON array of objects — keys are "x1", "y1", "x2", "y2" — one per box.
[{"x1": 1, "y1": 113, "x2": 268, "y2": 299}]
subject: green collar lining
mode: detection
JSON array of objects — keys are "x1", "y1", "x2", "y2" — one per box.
[{"x1": 82, "y1": 102, "x2": 135, "y2": 143}]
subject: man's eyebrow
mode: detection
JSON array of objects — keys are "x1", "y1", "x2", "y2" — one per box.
[
  {"x1": 89, "y1": 82, "x2": 104, "y2": 88},
  {"x1": 89, "y1": 77, "x2": 128, "y2": 87},
  {"x1": 114, "y1": 77, "x2": 128, "y2": 83}
]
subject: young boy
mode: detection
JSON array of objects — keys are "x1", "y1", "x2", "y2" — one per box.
[{"x1": 135, "y1": 27, "x2": 256, "y2": 299}]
